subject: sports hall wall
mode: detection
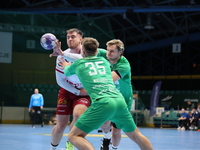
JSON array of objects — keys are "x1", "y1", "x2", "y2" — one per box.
[{"x1": 0, "y1": 52, "x2": 58, "y2": 107}]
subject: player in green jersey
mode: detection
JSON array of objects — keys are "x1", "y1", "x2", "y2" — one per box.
[
  {"x1": 97, "y1": 40, "x2": 133, "y2": 150},
  {"x1": 58, "y1": 37, "x2": 153, "y2": 150}
]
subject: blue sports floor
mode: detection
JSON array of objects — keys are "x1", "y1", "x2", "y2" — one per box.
[{"x1": 0, "y1": 124, "x2": 199, "y2": 150}]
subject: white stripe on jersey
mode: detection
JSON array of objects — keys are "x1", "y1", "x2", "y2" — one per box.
[{"x1": 56, "y1": 49, "x2": 83, "y2": 93}]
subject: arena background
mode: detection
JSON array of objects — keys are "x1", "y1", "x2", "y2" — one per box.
[{"x1": 0, "y1": 0, "x2": 200, "y2": 124}]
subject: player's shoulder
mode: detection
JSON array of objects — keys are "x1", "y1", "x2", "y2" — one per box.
[
  {"x1": 120, "y1": 56, "x2": 129, "y2": 63},
  {"x1": 64, "y1": 48, "x2": 71, "y2": 52},
  {"x1": 97, "y1": 48, "x2": 107, "y2": 54},
  {"x1": 98, "y1": 48, "x2": 106, "y2": 51}
]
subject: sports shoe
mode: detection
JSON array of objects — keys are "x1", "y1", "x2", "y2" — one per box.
[
  {"x1": 65, "y1": 141, "x2": 74, "y2": 150},
  {"x1": 100, "y1": 138, "x2": 111, "y2": 150},
  {"x1": 189, "y1": 126, "x2": 194, "y2": 130},
  {"x1": 177, "y1": 127, "x2": 181, "y2": 130},
  {"x1": 181, "y1": 127, "x2": 185, "y2": 130}
]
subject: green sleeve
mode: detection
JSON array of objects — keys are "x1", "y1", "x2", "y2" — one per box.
[
  {"x1": 63, "y1": 64, "x2": 76, "y2": 76},
  {"x1": 97, "y1": 48, "x2": 107, "y2": 59}
]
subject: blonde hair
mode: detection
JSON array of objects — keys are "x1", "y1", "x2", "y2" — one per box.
[{"x1": 106, "y1": 39, "x2": 124, "y2": 53}]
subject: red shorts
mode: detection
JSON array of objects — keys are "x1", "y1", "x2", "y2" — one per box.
[{"x1": 56, "y1": 87, "x2": 90, "y2": 115}]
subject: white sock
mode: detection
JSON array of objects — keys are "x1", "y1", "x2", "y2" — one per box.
[
  {"x1": 103, "y1": 131, "x2": 112, "y2": 139},
  {"x1": 50, "y1": 146, "x2": 57, "y2": 150},
  {"x1": 111, "y1": 145, "x2": 119, "y2": 150},
  {"x1": 50, "y1": 143, "x2": 58, "y2": 150}
]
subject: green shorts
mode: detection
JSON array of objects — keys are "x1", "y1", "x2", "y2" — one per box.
[
  {"x1": 75, "y1": 97, "x2": 136, "y2": 133},
  {"x1": 124, "y1": 96, "x2": 133, "y2": 111}
]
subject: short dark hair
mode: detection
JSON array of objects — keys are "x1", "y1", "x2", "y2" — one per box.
[
  {"x1": 81, "y1": 37, "x2": 99, "y2": 56},
  {"x1": 66, "y1": 28, "x2": 83, "y2": 37}
]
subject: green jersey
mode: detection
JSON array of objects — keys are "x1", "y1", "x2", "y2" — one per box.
[
  {"x1": 64, "y1": 56, "x2": 123, "y2": 102},
  {"x1": 97, "y1": 49, "x2": 133, "y2": 103}
]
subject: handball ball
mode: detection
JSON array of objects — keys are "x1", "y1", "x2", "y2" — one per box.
[{"x1": 40, "y1": 33, "x2": 57, "y2": 50}]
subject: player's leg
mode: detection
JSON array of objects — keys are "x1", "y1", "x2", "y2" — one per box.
[
  {"x1": 51, "y1": 88, "x2": 72, "y2": 150},
  {"x1": 51, "y1": 115, "x2": 70, "y2": 149},
  {"x1": 113, "y1": 97, "x2": 153, "y2": 150},
  {"x1": 68, "y1": 126, "x2": 94, "y2": 150},
  {"x1": 111, "y1": 125, "x2": 121, "y2": 150},
  {"x1": 100, "y1": 120, "x2": 112, "y2": 150},
  {"x1": 36, "y1": 106, "x2": 44, "y2": 127},
  {"x1": 66, "y1": 97, "x2": 90, "y2": 150},
  {"x1": 31, "y1": 107, "x2": 36, "y2": 128},
  {"x1": 69, "y1": 97, "x2": 116, "y2": 150},
  {"x1": 70, "y1": 103, "x2": 88, "y2": 129},
  {"x1": 125, "y1": 128, "x2": 153, "y2": 150},
  {"x1": 110, "y1": 97, "x2": 132, "y2": 150}
]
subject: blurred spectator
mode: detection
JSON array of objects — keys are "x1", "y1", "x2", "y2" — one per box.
[
  {"x1": 197, "y1": 103, "x2": 200, "y2": 112},
  {"x1": 177, "y1": 108, "x2": 190, "y2": 130},
  {"x1": 28, "y1": 88, "x2": 44, "y2": 128},
  {"x1": 49, "y1": 114, "x2": 57, "y2": 125},
  {"x1": 186, "y1": 101, "x2": 195, "y2": 111},
  {"x1": 189, "y1": 108, "x2": 199, "y2": 130}
]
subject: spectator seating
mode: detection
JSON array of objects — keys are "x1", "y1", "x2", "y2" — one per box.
[
  {"x1": 13, "y1": 83, "x2": 59, "y2": 93},
  {"x1": 153, "y1": 109, "x2": 179, "y2": 127},
  {"x1": 131, "y1": 111, "x2": 144, "y2": 126}
]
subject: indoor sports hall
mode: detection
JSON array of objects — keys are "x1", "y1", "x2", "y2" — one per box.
[{"x1": 1, "y1": 0, "x2": 200, "y2": 150}]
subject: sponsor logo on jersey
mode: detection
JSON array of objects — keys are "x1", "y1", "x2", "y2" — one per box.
[
  {"x1": 58, "y1": 110, "x2": 65, "y2": 112},
  {"x1": 78, "y1": 98, "x2": 89, "y2": 104},
  {"x1": 58, "y1": 98, "x2": 67, "y2": 105}
]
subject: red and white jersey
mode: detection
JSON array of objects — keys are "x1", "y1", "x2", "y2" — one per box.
[{"x1": 55, "y1": 48, "x2": 83, "y2": 95}]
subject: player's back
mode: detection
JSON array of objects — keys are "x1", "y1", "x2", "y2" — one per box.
[{"x1": 73, "y1": 56, "x2": 122, "y2": 101}]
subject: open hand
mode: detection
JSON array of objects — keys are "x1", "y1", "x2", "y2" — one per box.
[
  {"x1": 49, "y1": 40, "x2": 64, "y2": 57},
  {"x1": 57, "y1": 57, "x2": 72, "y2": 70}
]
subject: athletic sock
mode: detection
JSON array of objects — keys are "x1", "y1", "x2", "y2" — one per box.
[
  {"x1": 103, "y1": 131, "x2": 112, "y2": 139},
  {"x1": 50, "y1": 143, "x2": 58, "y2": 150},
  {"x1": 111, "y1": 145, "x2": 119, "y2": 150}
]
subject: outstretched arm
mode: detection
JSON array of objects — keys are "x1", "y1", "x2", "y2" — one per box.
[{"x1": 49, "y1": 40, "x2": 82, "y2": 62}]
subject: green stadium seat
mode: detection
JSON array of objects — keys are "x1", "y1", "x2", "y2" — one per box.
[
  {"x1": 43, "y1": 84, "x2": 49, "y2": 89},
  {"x1": 170, "y1": 91, "x2": 175, "y2": 94},
  {"x1": 186, "y1": 90, "x2": 192, "y2": 94},
  {"x1": 46, "y1": 89, "x2": 52, "y2": 93},
  {"x1": 49, "y1": 85, "x2": 55, "y2": 89},
  {"x1": 52, "y1": 89, "x2": 58, "y2": 93},
  {"x1": 31, "y1": 84, "x2": 37, "y2": 89},
  {"x1": 18, "y1": 84, "x2": 25, "y2": 88},
  {"x1": 181, "y1": 91, "x2": 186, "y2": 94},
  {"x1": 176, "y1": 91, "x2": 181, "y2": 94},
  {"x1": 165, "y1": 91, "x2": 170, "y2": 95},
  {"x1": 159, "y1": 91, "x2": 164, "y2": 95},
  {"x1": 55, "y1": 85, "x2": 60, "y2": 90},
  {"x1": 13, "y1": 83, "x2": 18, "y2": 88},
  {"x1": 37, "y1": 84, "x2": 43, "y2": 89},
  {"x1": 192, "y1": 90, "x2": 197, "y2": 94},
  {"x1": 25, "y1": 84, "x2": 31, "y2": 88},
  {"x1": 141, "y1": 91, "x2": 147, "y2": 94},
  {"x1": 27, "y1": 88, "x2": 33, "y2": 92},
  {"x1": 147, "y1": 90, "x2": 152, "y2": 95},
  {"x1": 40, "y1": 88, "x2": 46, "y2": 93}
]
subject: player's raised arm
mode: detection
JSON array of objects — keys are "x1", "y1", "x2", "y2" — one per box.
[{"x1": 49, "y1": 39, "x2": 64, "y2": 57}]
